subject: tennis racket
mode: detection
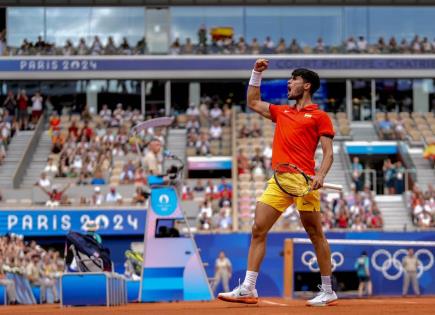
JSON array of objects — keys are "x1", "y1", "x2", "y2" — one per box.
[
  {"x1": 130, "y1": 116, "x2": 175, "y2": 135},
  {"x1": 273, "y1": 163, "x2": 343, "y2": 197}
]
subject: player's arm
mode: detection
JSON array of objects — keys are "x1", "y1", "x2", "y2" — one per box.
[
  {"x1": 247, "y1": 58, "x2": 272, "y2": 120},
  {"x1": 311, "y1": 136, "x2": 334, "y2": 190}
]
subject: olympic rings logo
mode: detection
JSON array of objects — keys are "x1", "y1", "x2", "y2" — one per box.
[
  {"x1": 371, "y1": 249, "x2": 434, "y2": 281},
  {"x1": 301, "y1": 251, "x2": 344, "y2": 272}
]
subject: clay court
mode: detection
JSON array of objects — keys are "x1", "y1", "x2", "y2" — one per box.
[{"x1": 0, "y1": 297, "x2": 433, "y2": 315}]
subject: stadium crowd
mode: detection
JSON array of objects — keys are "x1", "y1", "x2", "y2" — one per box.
[
  {"x1": 181, "y1": 178, "x2": 233, "y2": 231},
  {"x1": 183, "y1": 94, "x2": 232, "y2": 157},
  {"x1": 2, "y1": 27, "x2": 435, "y2": 56},
  {"x1": 1, "y1": 33, "x2": 146, "y2": 56},
  {"x1": 0, "y1": 233, "x2": 63, "y2": 304},
  {"x1": 280, "y1": 188, "x2": 384, "y2": 231},
  {"x1": 0, "y1": 89, "x2": 46, "y2": 165},
  {"x1": 33, "y1": 103, "x2": 165, "y2": 207},
  {"x1": 409, "y1": 184, "x2": 434, "y2": 228}
]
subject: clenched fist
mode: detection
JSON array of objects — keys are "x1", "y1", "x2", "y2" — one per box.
[{"x1": 254, "y1": 58, "x2": 269, "y2": 72}]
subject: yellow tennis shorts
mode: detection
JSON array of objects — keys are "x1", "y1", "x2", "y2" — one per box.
[{"x1": 258, "y1": 174, "x2": 320, "y2": 212}]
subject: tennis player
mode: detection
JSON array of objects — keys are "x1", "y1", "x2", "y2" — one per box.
[{"x1": 218, "y1": 59, "x2": 337, "y2": 306}]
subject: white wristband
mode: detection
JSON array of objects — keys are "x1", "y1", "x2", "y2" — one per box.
[{"x1": 249, "y1": 70, "x2": 262, "y2": 87}]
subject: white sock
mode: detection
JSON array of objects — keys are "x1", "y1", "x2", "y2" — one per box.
[
  {"x1": 321, "y1": 275, "x2": 333, "y2": 293},
  {"x1": 242, "y1": 270, "x2": 258, "y2": 291}
]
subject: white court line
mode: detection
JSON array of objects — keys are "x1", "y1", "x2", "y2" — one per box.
[{"x1": 261, "y1": 299, "x2": 289, "y2": 307}]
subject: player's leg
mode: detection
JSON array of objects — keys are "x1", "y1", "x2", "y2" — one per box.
[
  {"x1": 247, "y1": 201, "x2": 282, "y2": 271},
  {"x1": 367, "y1": 279, "x2": 373, "y2": 296},
  {"x1": 218, "y1": 202, "x2": 281, "y2": 304},
  {"x1": 358, "y1": 280, "x2": 364, "y2": 297},
  {"x1": 299, "y1": 210, "x2": 338, "y2": 306}
]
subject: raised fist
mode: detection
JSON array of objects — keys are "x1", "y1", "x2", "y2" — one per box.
[{"x1": 254, "y1": 58, "x2": 269, "y2": 72}]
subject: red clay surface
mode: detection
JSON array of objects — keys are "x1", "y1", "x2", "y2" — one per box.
[{"x1": 0, "y1": 297, "x2": 433, "y2": 315}]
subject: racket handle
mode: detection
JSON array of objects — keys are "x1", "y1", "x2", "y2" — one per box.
[{"x1": 322, "y1": 183, "x2": 343, "y2": 191}]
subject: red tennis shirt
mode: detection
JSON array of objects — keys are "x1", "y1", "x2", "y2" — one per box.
[{"x1": 269, "y1": 104, "x2": 335, "y2": 176}]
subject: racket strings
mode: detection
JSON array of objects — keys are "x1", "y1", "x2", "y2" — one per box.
[{"x1": 274, "y1": 172, "x2": 311, "y2": 197}]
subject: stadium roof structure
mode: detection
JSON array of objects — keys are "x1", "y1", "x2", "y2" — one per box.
[{"x1": 1, "y1": 0, "x2": 435, "y2": 6}]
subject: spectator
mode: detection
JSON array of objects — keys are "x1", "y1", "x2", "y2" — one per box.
[
  {"x1": 196, "y1": 132, "x2": 210, "y2": 156},
  {"x1": 170, "y1": 38, "x2": 181, "y2": 55},
  {"x1": 134, "y1": 167, "x2": 147, "y2": 186},
  {"x1": 379, "y1": 115, "x2": 394, "y2": 140},
  {"x1": 357, "y1": 36, "x2": 368, "y2": 53},
  {"x1": 105, "y1": 36, "x2": 117, "y2": 55},
  {"x1": 314, "y1": 37, "x2": 325, "y2": 53},
  {"x1": 36, "y1": 172, "x2": 51, "y2": 188},
  {"x1": 91, "y1": 186, "x2": 104, "y2": 206},
  {"x1": 423, "y1": 139, "x2": 435, "y2": 165},
  {"x1": 132, "y1": 186, "x2": 150, "y2": 205},
  {"x1": 411, "y1": 35, "x2": 421, "y2": 53},
  {"x1": 182, "y1": 186, "x2": 194, "y2": 201},
  {"x1": 90, "y1": 36, "x2": 103, "y2": 55},
  {"x1": 251, "y1": 147, "x2": 265, "y2": 171},
  {"x1": 120, "y1": 37, "x2": 131, "y2": 55},
  {"x1": 186, "y1": 102, "x2": 200, "y2": 117},
  {"x1": 198, "y1": 24, "x2": 207, "y2": 48},
  {"x1": 354, "y1": 251, "x2": 372, "y2": 298},
  {"x1": 337, "y1": 208, "x2": 349, "y2": 228},
  {"x1": 383, "y1": 159, "x2": 396, "y2": 194},
  {"x1": 205, "y1": 179, "x2": 219, "y2": 199},
  {"x1": 0, "y1": 257, "x2": 18, "y2": 305},
  {"x1": 210, "y1": 121, "x2": 222, "y2": 140},
  {"x1": 351, "y1": 157, "x2": 363, "y2": 192},
  {"x1": 17, "y1": 89, "x2": 28, "y2": 130},
  {"x1": 77, "y1": 38, "x2": 88, "y2": 55},
  {"x1": 76, "y1": 172, "x2": 89, "y2": 186},
  {"x1": 402, "y1": 249, "x2": 420, "y2": 297},
  {"x1": 376, "y1": 37, "x2": 387, "y2": 53},
  {"x1": 31, "y1": 91, "x2": 43, "y2": 124},
  {"x1": 2, "y1": 91, "x2": 16, "y2": 115},
  {"x1": 194, "y1": 180, "x2": 205, "y2": 193},
  {"x1": 210, "y1": 104, "x2": 223, "y2": 121},
  {"x1": 211, "y1": 251, "x2": 232, "y2": 294},
  {"x1": 40, "y1": 254, "x2": 59, "y2": 304},
  {"x1": 90, "y1": 168, "x2": 106, "y2": 185},
  {"x1": 389, "y1": 37, "x2": 398, "y2": 53},
  {"x1": 395, "y1": 161, "x2": 406, "y2": 194},
  {"x1": 62, "y1": 39, "x2": 75, "y2": 55},
  {"x1": 105, "y1": 186, "x2": 123, "y2": 205},
  {"x1": 263, "y1": 36, "x2": 275, "y2": 51},
  {"x1": 37, "y1": 183, "x2": 71, "y2": 208},
  {"x1": 198, "y1": 200, "x2": 213, "y2": 229},
  {"x1": 346, "y1": 37, "x2": 357, "y2": 53},
  {"x1": 143, "y1": 138, "x2": 163, "y2": 175},
  {"x1": 236, "y1": 37, "x2": 247, "y2": 54},
  {"x1": 182, "y1": 38, "x2": 193, "y2": 54},
  {"x1": 49, "y1": 111, "x2": 61, "y2": 133},
  {"x1": 218, "y1": 178, "x2": 232, "y2": 192},
  {"x1": 237, "y1": 148, "x2": 250, "y2": 175},
  {"x1": 351, "y1": 215, "x2": 367, "y2": 231},
  {"x1": 250, "y1": 38, "x2": 260, "y2": 54},
  {"x1": 120, "y1": 164, "x2": 134, "y2": 184},
  {"x1": 289, "y1": 38, "x2": 301, "y2": 53}
]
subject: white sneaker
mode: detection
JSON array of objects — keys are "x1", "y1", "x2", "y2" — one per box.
[
  {"x1": 217, "y1": 282, "x2": 258, "y2": 304},
  {"x1": 306, "y1": 285, "x2": 338, "y2": 307}
]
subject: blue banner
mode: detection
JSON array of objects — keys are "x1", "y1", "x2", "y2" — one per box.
[
  {"x1": 0, "y1": 57, "x2": 434, "y2": 72},
  {"x1": 293, "y1": 239, "x2": 435, "y2": 295},
  {"x1": 0, "y1": 209, "x2": 146, "y2": 236}
]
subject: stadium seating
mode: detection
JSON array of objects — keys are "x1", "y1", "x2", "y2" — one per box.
[{"x1": 375, "y1": 111, "x2": 435, "y2": 144}]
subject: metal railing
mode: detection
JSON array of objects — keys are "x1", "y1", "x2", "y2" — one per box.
[
  {"x1": 345, "y1": 169, "x2": 378, "y2": 193},
  {"x1": 12, "y1": 115, "x2": 46, "y2": 189}
]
